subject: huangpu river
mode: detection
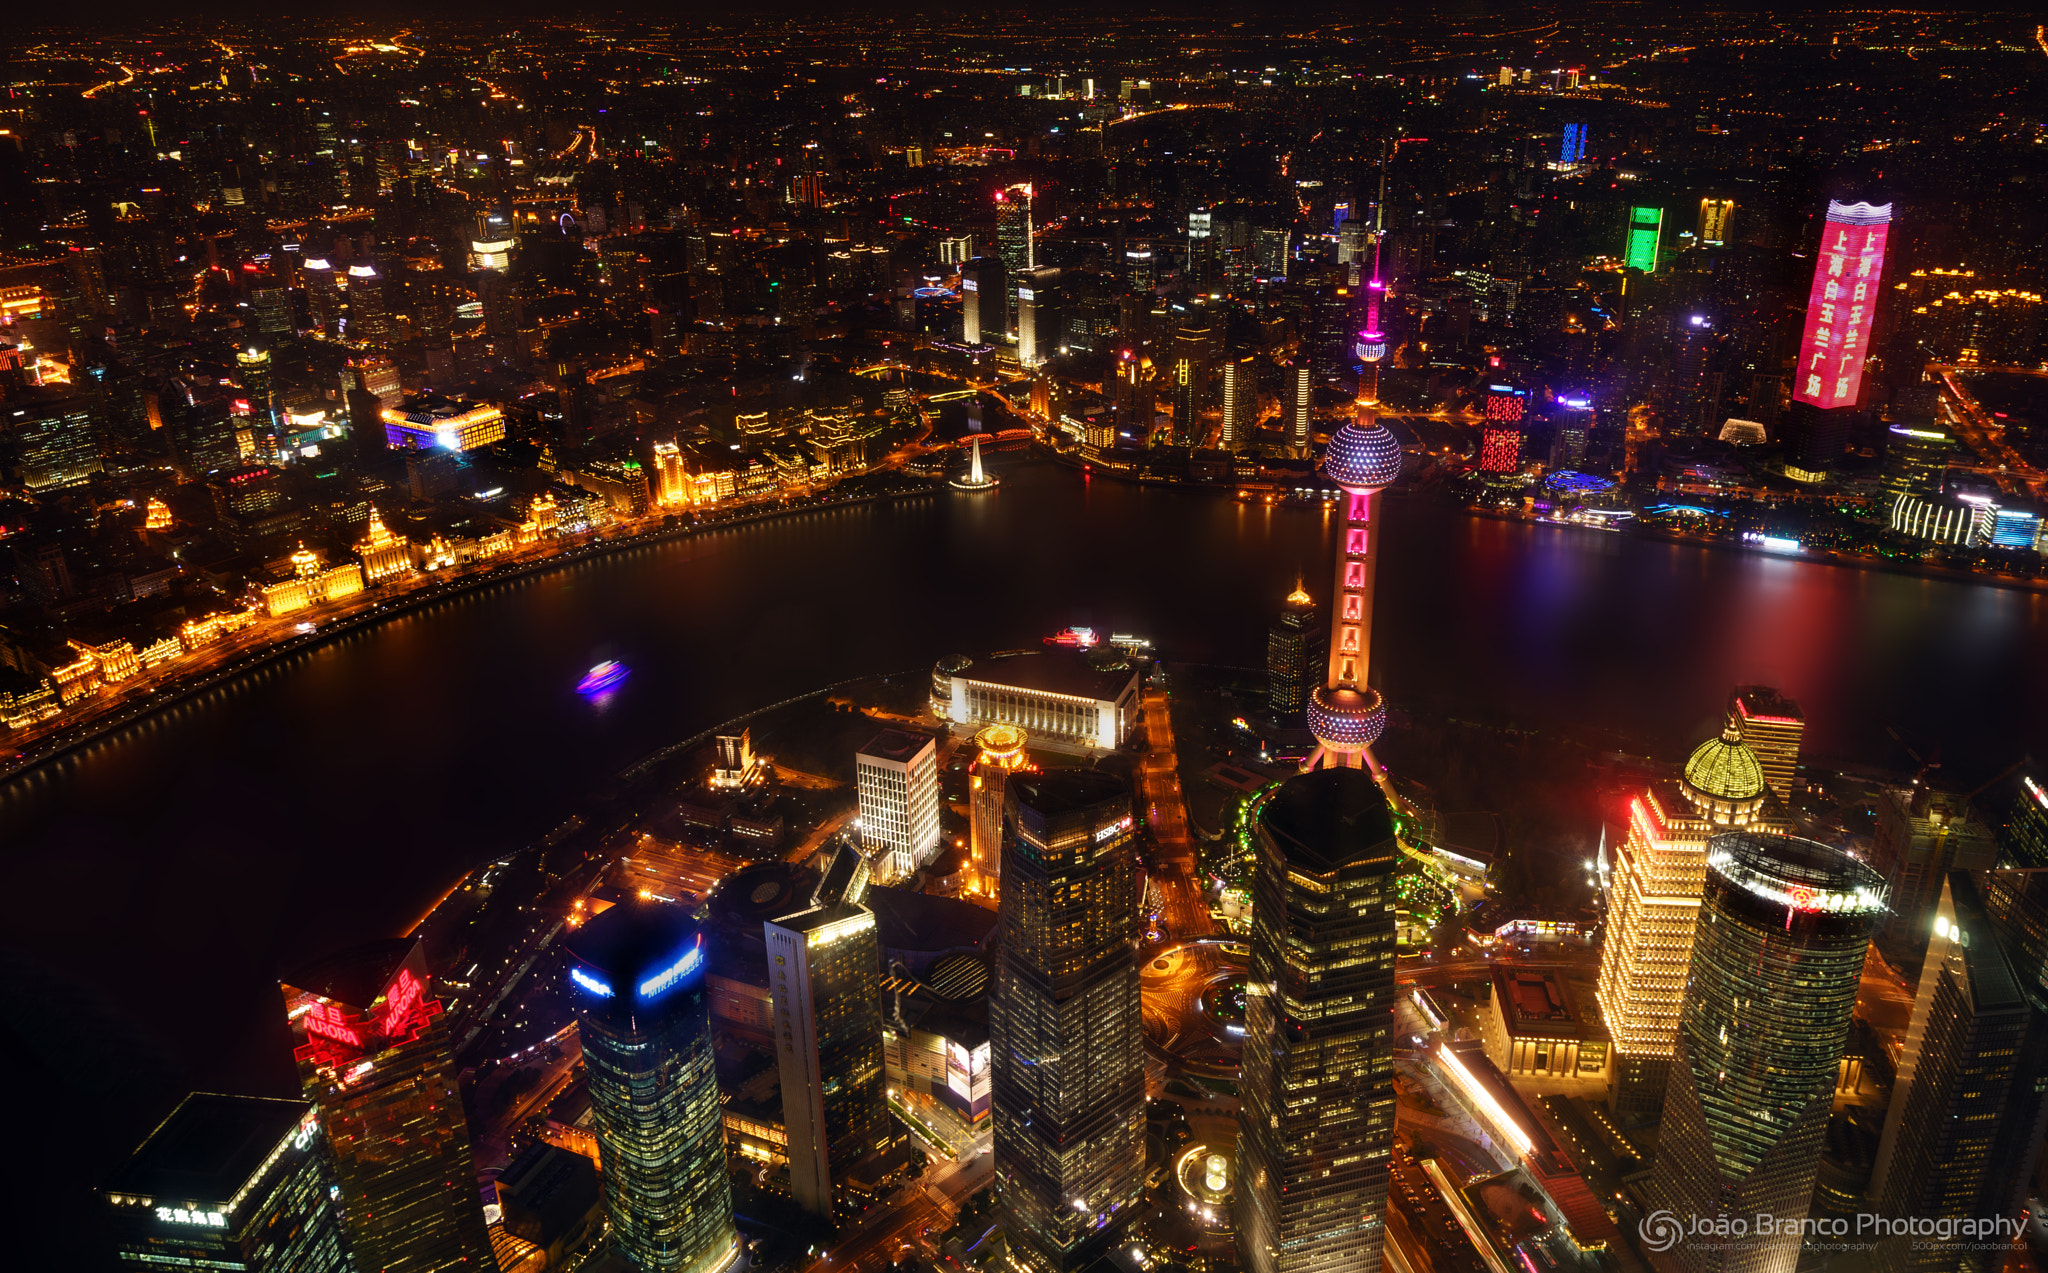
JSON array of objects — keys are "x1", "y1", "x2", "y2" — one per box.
[{"x1": 5, "y1": 456, "x2": 2046, "y2": 1254}]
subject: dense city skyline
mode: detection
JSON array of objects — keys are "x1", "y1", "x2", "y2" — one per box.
[{"x1": 3, "y1": 9, "x2": 2046, "y2": 1273}]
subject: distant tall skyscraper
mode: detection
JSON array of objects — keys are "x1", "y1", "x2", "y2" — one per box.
[
  {"x1": 1236, "y1": 767, "x2": 1399, "y2": 1273},
  {"x1": 303, "y1": 258, "x2": 340, "y2": 337},
  {"x1": 991, "y1": 772, "x2": 1145, "y2": 1273},
  {"x1": 1221, "y1": 354, "x2": 1256, "y2": 450},
  {"x1": 961, "y1": 258, "x2": 1002, "y2": 346},
  {"x1": 1478, "y1": 384, "x2": 1528, "y2": 473},
  {"x1": 1697, "y1": 197, "x2": 1736, "y2": 246},
  {"x1": 1645, "y1": 833, "x2": 1887, "y2": 1273},
  {"x1": 996, "y1": 184, "x2": 1035, "y2": 334},
  {"x1": 565, "y1": 903, "x2": 738, "y2": 1273},
  {"x1": 765, "y1": 900, "x2": 895, "y2": 1219},
  {"x1": 1624, "y1": 206, "x2": 1663, "y2": 273},
  {"x1": 1287, "y1": 363, "x2": 1312, "y2": 453},
  {"x1": 1596, "y1": 721, "x2": 1769, "y2": 1117},
  {"x1": 1784, "y1": 200, "x2": 1894, "y2": 481},
  {"x1": 857, "y1": 729, "x2": 943, "y2": 879},
  {"x1": 236, "y1": 346, "x2": 276, "y2": 430},
  {"x1": 1727, "y1": 686, "x2": 1803, "y2": 802},
  {"x1": 968, "y1": 724, "x2": 1029, "y2": 892},
  {"x1": 345, "y1": 264, "x2": 388, "y2": 346},
  {"x1": 1266, "y1": 581, "x2": 1324, "y2": 716},
  {"x1": 1667, "y1": 316, "x2": 1719, "y2": 435},
  {"x1": 280, "y1": 939, "x2": 493, "y2": 1273},
  {"x1": 1869, "y1": 870, "x2": 2048, "y2": 1273},
  {"x1": 102, "y1": 1094, "x2": 352, "y2": 1273},
  {"x1": 1018, "y1": 266, "x2": 1061, "y2": 366}
]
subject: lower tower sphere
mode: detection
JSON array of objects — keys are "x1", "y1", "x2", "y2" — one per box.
[{"x1": 1306, "y1": 684, "x2": 1386, "y2": 754}]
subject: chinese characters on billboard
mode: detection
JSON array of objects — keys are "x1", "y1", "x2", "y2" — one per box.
[{"x1": 1793, "y1": 201, "x2": 1893, "y2": 412}]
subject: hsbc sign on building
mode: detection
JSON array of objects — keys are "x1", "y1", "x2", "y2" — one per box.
[{"x1": 1793, "y1": 201, "x2": 1893, "y2": 412}]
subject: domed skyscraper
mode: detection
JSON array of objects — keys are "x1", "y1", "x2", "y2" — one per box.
[
  {"x1": 1597, "y1": 710, "x2": 1779, "y2": 1117},
  {"x1": 1302, "y1": 411, "x2": 1404, "y2": 781}
]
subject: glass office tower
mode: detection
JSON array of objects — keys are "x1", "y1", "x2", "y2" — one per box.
[
  {"x1": 991, "y1": 771, "x2": 1145, "y2": 1273},
  {"x1": 1646, "y1": 833, "x2": 1887, "y2": 1273},
  {"x1": 102, "y1": 1093, "x2": 353, "y2": 1273},
  {"x1": 1235, "y1": 767, "x2": 1399, "y2": 1273},
  {"x1": 280, "y1": 938, "x2": 492, "y2": 1273},
  {"x1": 566, "y1": 902, "x2": 738, "y2": 1273}
]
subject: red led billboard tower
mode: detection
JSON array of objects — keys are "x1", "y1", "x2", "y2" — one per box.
[
  {"x1": 281, "y1": 939, "x2": 492, "y2": 1273},
  {"x1": 1478, "y1": 385, "x2": 1528, "y2": 474},
  {"x1": 1794, "y1": 201, "x2": 1892, "y2": 411}
]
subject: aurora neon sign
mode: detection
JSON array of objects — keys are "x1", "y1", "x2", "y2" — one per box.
[{"x1": 1793, "y1": 201, "x2": 1893, "y2": 412}]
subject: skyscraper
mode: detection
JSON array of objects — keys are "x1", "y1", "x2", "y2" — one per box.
[
  {"x1": 1478, "y1": 385, "x2": 1527, "y2": 473},
  {"x1": 991, "y1": 771, "x2": 1145, "y2": 1273},
  {"x1": 1784, "y1": 200, "x2": 1894, "y2": 481},
  {"x1": 102, "y1": 1094, "x2": 353, "y2": 1273},
  {"x1": 565, "y1": 902, "x2": 739, "y2": 1273},
  {"x1": 996, "y1": 185, "x2": 1035, "y2": 335},
  {"x1": 303, "y1": 257, "x2": 339, "y2": 337},
  {"x1": 1868, "y1": 870, "x2": 2048, "y2": 1273},
  {"x1": 1236, "y1": 767, "x2": 1399, "y2": 1273},
  {"x1": 1286, "y1": 363, "x2": 1312, "y2": 454},
  {"x1": 1697, "y1": 197, "x2": 1736, "y2": 246},
  {"x1": 857, "y1": 729, "x2": 943, "y2": 879},
  {"x1": 969, "y1": 724, "x2": 1030, "y2": 893},
  {"x1": 1302, "y1": 409, "x2": 1403, "y2": 778},
  {"x1": 1221, "y1": 354, "x2": 1256, "y2": 451},
  {"x1": 1645, "y1": 833, "x2": 1887, "y2": 1273},
  {"x1": 346, "y1": 264, "x2": 388, "y2": 347},
  {"x1": 280, "y1": 939, "x2": 493, "y2": 1273},
  {"x1": 765, "y1": 900, "x2": 895, "y2": 1219},
  {"x1": 1266, "y1": 581, "x2": 1324, "y2": 717},
  {"x1": 961, "y1": 258, "x2": 1003, "y2": 346},
  {"x1": 1596, "y1": 721, "x2": 1770, "y2": 1117},
  {"x1": 1018, "y1": 266, "x2": 1061, "y2": 366},
  {"x1": 1727, "y1": 686, "x2": 1803, "y2": 802}
]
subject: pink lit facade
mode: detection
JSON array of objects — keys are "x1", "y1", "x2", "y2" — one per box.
[{"x1": 1792, "y1": 201, "x2": 1893, "y2": 412}]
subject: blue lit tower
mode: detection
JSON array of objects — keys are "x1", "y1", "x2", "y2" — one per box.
[
  {"x1": 1304, "y1": 414, "x2": 1403, "y2": 780},
  {"x1": 565, "y1": 903, "x2": 738, "y2": 1273}
]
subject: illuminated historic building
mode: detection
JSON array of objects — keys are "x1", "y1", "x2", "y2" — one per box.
[
  {"x1": 102, "y1": 1094, "x2": 352, "y2": 1273},
  {"x1": 261, "y1": 546, "x2": 365, "y2": 617},
  {"x1": 356, "y1": 508, "x2": 414, "y2": 582},
  {"x1": 1236, "y1": 768, "x2": 1398, "y2": 1273},
  {"x1": 765, "y1": 901, "x2": 896, "y2": 1219},
  {"x1": 968, "y1": 724, "x2": 1030, "y2": 891},
  {"x1": 379, "y1": 394, "x2": 507, "y2": 452},
  {"x1": 939, "y1": 650, "x2": 1141, "y2": 752},
  {"x1": 653, "y1": 440, "x2": 691, "y2": 506},
  {"x1": 1302, "y1": 408, "x2": 1402, "y2": 779},
  {"x1": 1596, "y1": 721, "x2": 1770, "y2": 1117},
  {"x1": 1645, "y1": 834, "x2": 1886, "y2": 1273},
  {"x1": 857, "y1": 729, "x2": 943, "y2": 880},
  {"x1": 1265, "y1": 579, "x2": 1324, "y2": 717},
  {"x1": 280, "y1": 939, "x2": 493, "y2": 1273},
  {"x1": 992, "y1": 772, "x2": 1145, "y2": 1273},
  {"x1": 565, "y1": 903, "x2": 738, "y2": 1273},
  {"x1": 1728, "y1": 686, "x2": 1804, "y2": 802},
  {"x1": 1869, "y1": 870, "x2": 2048, "y2": 1273}
]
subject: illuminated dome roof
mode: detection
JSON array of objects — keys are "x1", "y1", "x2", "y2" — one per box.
[
  {"x1": 1307, "y1": 684, "x2": 1386, "y2": 753},
  {"x1": 1322, "y1": 417, "x2": 1403, "y2": 492},
  {"x1": 1687, "y1": 728, "x2": 1769, "y2": 806}
]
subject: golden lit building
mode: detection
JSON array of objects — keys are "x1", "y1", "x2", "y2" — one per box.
[
  {"x1": 523, "y1": 493, "x2": 559, "y2": 539},
  {"x1": 652, "y1": 440, "x2": 691, "y2": 506},
  {"x1": 179, "y1": 609, "x2": 258, "y2": 652},
  {"x1": 356, "y1": 508, "x2": 414, "y2": 582},
  {"x1": 1728, "y1": 685, "x2": 1804, "y2": 803},
  {"x1": 378, "y1": 396, "x2": 506, "y2": 452},
  {"x1": 262, "y1": 547, "x2": 367, "y2": 617},
  {"x1": 144, "y1": 498, "x2": 172, "y2": 530},
  {"x1": 1595, "y1": 722, "x2": 1769, "y2": 1117},
  {"x1": 968, "y1": 724, "x2": 1031, "y2": 894}
]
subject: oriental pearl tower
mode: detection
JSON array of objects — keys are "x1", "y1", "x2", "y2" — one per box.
[{"x1": 1302, "y1": 406, "x2": 1403, "y2": 786}]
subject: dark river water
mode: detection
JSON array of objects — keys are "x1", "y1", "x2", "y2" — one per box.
[{"x1": 5, "y1": 455, "x2": 2046, "y2": 1244}]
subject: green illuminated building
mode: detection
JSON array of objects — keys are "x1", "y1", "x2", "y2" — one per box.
[{"x1": 1625, "y1": 206, "x2": 1663, "y2": 273}]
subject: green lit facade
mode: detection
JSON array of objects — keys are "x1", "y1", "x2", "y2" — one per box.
[
  {"x1": 1236, "y1": 767, "x2": 1398, "y2": 1273},
  {"x1": 1626, "y1": 206, "x2": 1663, "y2": 272}
]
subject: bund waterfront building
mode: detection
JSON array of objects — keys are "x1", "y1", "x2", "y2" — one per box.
[
  {"x1": 1235, "y1": 767, "x2": 1399, "y2": 1273},
  {"x1": 1596, "y1": 720, "x2": 1771, "y2": 1117},
  {"x1": 280, "y1": 938, "x2": 493, "y2": 1273},
  {"x1": 1868, "y1": 870, "x2": 2048, "y2": 1273},
  {"x1": 565, "y1": 902, "x2": 739, "y2": 1273},
  {"x1": 937, "y1": 649, "x2": 1144, "y2": 753},
  {"x1": 857, "y1": 729, "x2": 943, "y2": 880},
  {"x1": 991, "y1": 772, "x2": 1146, "y2": 1273},
  {"x1": 1645, "y1": 834, "x2": 1887, "y2": 1273},
  {"x1": 765, "y1": 900, "x2": 896, "y2": 1220},
  {"x1": 102, "y1": 1093, "x2": 352, "y2": 1273}
]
